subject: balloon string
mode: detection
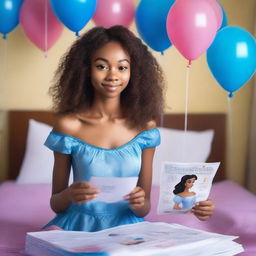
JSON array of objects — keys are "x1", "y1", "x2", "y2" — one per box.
[
  {"x1": 227, "y1": 96, "x2": 233, "y2": 177},
  {"x1": 43, "y1": 44, "x2": 50, "y2": 102},
  {"x1": 187, "y1": 59, "x2": 192, "y2": 68},
  {"x1": 44, "y1": 0, "x2": 48, "y2": 58},
  {"x1": 228, "y1": 92, "x2": 234, "y2": 98},
  {"x1": 182, "y1": 64, "x2": 191, "y2": 162}
]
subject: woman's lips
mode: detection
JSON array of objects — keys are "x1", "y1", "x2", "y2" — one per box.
[{"x1": 102, "y1": 84, "x2": 120, "y2": 91}]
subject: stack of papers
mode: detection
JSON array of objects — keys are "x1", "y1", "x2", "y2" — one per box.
[{"x1": 25, "y1": 222, "x2": 244, "y2": 256}]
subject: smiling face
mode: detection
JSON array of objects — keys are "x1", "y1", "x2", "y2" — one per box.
[
  {"x1": 90, "y1": 41, "x2": 131, "y2": 99},
  {"x1": 185, "y1": 178, "x2": 196, "y2": 189}
]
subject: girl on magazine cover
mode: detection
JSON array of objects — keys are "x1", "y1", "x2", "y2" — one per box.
[{"x1": 173, "y1": 174, "x2": 197, "y2": 211}]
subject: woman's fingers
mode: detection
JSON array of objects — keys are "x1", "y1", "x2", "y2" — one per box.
[
  {"x1": 192, "y1": 200, "x2": 215, "y2": 221},
  {"x1": 192, "y1": 200, "x2": 215, "y2": 210},
  {"x1": 125, "y1": 187, "x2": 145, "y2": 209},
  {"x1": 125, "y1": 187, "x2": 145, "y2": 199},
  {"x1": 74, "y1": 193, "x2": 98, "y2": 204},
  {"x1": 194, "y1": 215, "x2": 210, "y2": 221},
  {"x1": 69, "y1": 181, "x2": 100, "y2": 204},
  {"x1": 192, "y1": 208, "x2": 213, "y2": 216}
]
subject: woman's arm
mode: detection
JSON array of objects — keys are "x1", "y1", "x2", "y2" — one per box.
[
  {"x1": 50, "y1": 115, "x2": 100, "y2": 213},
  {"x1": 125, "y1": 147, "x2": 156, "y2": 217},
  {"x1": 173, "y1": 203, "x2": 181, "y2": 210},
  {"x1": 50, "y1": 152, "x2": 100, "y2": 213},
  {"x1": 50, "y1": 152, "x2": 72, "y2": 213}
]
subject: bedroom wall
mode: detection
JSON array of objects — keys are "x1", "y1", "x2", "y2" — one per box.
[{"x1": 0, "y1": 0, "x2": 255, "y2": 185}]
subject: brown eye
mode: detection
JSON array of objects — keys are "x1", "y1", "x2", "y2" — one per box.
[
  {"x1": 96, "y1": 64, "x2": 108, "y2": 70},
  {"x1": 119, "y1": 66, "x2": 128, "y2": 71}
]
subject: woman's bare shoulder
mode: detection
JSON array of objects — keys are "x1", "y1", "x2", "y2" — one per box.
[
  {"x1": 177, "y1": 192, "x2": 184, "y2": 197},
  {"x1": 145, "y1": 120, "x2": 157, "y2": 130},
  {"x1": 53, "y1": 113, "x2": 80, "y2": 136}
]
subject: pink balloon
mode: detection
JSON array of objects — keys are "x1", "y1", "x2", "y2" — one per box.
[
  {"x1": 166, "y1": 0, "x2": 218, "y2": 63},
  {"x1": 92, "y1": 0, "x2": 135, "y2": 28},
  {"x1": 20, "y1": 0, "x2": 63, "y2": 52},
  {"x1": 206, "y1": 0, "x2": 223, "y2": 30}
]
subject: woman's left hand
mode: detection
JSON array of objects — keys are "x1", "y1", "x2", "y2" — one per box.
[
  {"x1": 124, "y1": 186, "x2": 145, "y2": 210},
  {"x1": 191, "y1": 200, "x2": 215, "y2": 221}
]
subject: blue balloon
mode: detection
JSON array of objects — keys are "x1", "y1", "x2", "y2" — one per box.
[
  {"x1": 207, "y1": 26, "x2": 256, "y2": 97},
  {"x1": 50, "y1": 0, "x2": 97, "y2": 36},
  {"x1": 135, "y1": 0, "x2": 175, "y2": 54},
  {"x1": 0, "y1": 0, "x2": 24, "y2": 39}
]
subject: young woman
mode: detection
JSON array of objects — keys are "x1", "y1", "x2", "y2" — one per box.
[
  {"x1": 43, "y1": 25, "x2": 164, "y2": 231},
  {"x1": 44, "y1": 26, "x2": 214, "y2": 231}
]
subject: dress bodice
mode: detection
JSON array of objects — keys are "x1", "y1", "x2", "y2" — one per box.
[
  {"x1": 173, "y1": 195, "x2": 196, "y2": 210},
  {"x1": 44, "y1": 128, "x2": 160, "y2": 181}
]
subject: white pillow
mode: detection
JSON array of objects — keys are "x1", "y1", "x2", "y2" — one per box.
[
  {"x1": 16, "y1": 119, "x2": 54, "y2": 183},
  {"x1": 17, "y1": 119, "x2": 74, "y2": 184},
  {"x1": 152, "y1": 127, "x2": 214, "y2": 185}
]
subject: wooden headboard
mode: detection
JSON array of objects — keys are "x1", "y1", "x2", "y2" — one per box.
[{"x1": 8, "y1": 111, "x2": 226, "y2": 181}]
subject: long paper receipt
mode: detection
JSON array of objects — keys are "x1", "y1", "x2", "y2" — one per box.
[{"x1": 90, "y1": 177, "x2": 138, "y2": 203}]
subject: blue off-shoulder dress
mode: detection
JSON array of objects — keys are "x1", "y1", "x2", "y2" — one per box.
[
  {"x1": 43, "y1": 128, "x2": 160, "y2": 232},
  {"x1": 173, "y1": 195, "x2": 196, "y2": 210}
]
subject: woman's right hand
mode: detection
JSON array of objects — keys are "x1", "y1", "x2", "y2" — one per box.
[{"x1": 68, "y1": 182, "x2": 100, "y2": 204}]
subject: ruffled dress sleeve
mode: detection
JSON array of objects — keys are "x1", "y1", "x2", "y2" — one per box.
[
  {"x1": 173, "y1": 195, "x2": 182, "y2": 204},
  {"x1": 44, "y1": 130, "x2": 72, "y2": 154},
  {"x1": 139, "y1": 128, "x2": 161, "y2": 150}
]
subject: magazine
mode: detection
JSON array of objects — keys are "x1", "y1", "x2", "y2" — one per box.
[
  {"x1": 25, "y1": 222, "x2": 243, "y2": 256},
  {"x1": 157, "y1": 162, "x2": 220, "y2": 214}
]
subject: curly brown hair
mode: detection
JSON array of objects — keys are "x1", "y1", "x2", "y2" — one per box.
[{"x1": 50, "y1": 25, "x2": 165, "y2": 129}]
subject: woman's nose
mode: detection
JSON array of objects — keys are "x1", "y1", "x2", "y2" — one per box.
[{"x1": 106, "y1": 68, "x2": 119, "y2": 81}]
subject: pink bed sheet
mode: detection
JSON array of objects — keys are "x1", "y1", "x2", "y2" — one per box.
[
  {"x1": 0, "y1": 180, "x2": 255, "y2": 256},
  {"x1": 0, "y1": 182, "x2": 54, "y2": 255}
]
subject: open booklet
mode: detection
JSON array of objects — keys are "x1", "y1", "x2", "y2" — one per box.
[
  {"x1": 157, "y1": 162, "x2": 220, "y2": 214},
  {"x1": 25, "y1": 222, "x2": 243, "y2": 256}
]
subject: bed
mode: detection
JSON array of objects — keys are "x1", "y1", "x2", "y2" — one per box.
[{"x1": 1, "y1": 111, "x2": 256, "y2": 255}]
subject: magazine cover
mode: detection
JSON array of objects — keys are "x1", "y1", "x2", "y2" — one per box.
[{"x1": 157, "y1": 162, "x2": 220, "y2": 214}]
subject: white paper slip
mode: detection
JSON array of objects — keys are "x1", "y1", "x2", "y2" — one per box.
[{"x1": 90, "y1": 176, "x2": 138, "y2": 203}]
